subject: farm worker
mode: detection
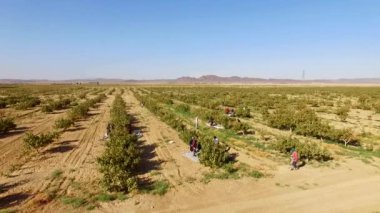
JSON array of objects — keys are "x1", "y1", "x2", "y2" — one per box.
[
  {"x1": 290, "y1": 148, "x2": 299, "y2": 170},
  {"x1": 104, "y1": 123, "x2": 112, "y2": 139},
  {"x1": 213, "y1": 136, "x2": 219, "y2": 145},
  {"x1": 195, "y1": 116, "x2": 199, "y2": 129},
  {"x1": 189, "y1": 136, "x2": 196, "y2": 150},
  {"x1": 225, "y1": 107, "x2": 230, "y2": 114},
  {"x1": 208, "y1": 117, "x2": 215, "y2": 126},
  {"x1": 190, "y1": 137, "x2": 199, "y2": 156}
]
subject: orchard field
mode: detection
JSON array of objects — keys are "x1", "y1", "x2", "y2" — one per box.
[{"x1": 0, "y1": 84, "x2": 380, "y2": 212}]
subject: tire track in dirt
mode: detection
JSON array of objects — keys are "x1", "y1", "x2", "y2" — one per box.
[
  {"x1": 0, "y1": 95, "x2": 114, "y2": 212},
  {"x1": 0, "y1": 110, "x2": 68, "y2": 173},
  {"x1": 122, "y1": 91, "x2": 205, "y2": 187}
]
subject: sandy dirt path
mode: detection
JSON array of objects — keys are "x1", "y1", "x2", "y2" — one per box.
[
  {"x1": 0, "y1": 109, "x2": 69, "y2": 174},
  {"x1": 97, "y1": 91, "x2": 380, "y2": 213},
  {"x1": 0, "y1": 95, "x2": 114, "y2": 212}
]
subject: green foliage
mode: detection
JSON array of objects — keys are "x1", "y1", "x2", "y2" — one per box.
[
  {"x1": 68, "y1": 103, "x2": 90, "y2": 120},
  {"x1": 198, "y1": 136, "x2": 230, "y2": 168},
  {"x1": 51, "y1": 169, "x2": 63, "y2": 179},
  {"x1": 266, "y1": 107, "x2": 345, "y2": 143},
  {"x1": 41, "y1": 104, "x2": 54, "y2": 113},
  {"x1": 272, "y1": 138, "x2": 331, "y2": 161},
  {"x1": 266, "y1": 107, "x2": 296, "y2": 130},
  {"x1": 14, "y1": 96, "x2": 41, "y2": 110},
  {"x1": 333, "y1": 128, "x2": 359, "y2": 147},
  {"x1": 54, "y1": 118, "x2": 74, "y2": 130},
  {"x1": 133, "y1": 92, "x2": 232, "y2": 168},
  {"x1": 149, "y1": 180, "x2": 170, "y2": 196},
  {"x1": 231, "y1": 120, "x2": 251, "y2": 134},
  {"x1": 201, "y1": 163, "x2": 264, "y2": 183},
  {"x1": 108, "y1": 88, "x2": 116, "y2": 95},
  {"x1": 0, "y1": 117, "x2": 17, "y2": 135},
  {"x1": 23, "y1": 131, "x2": 59, "y2": 151},
  {"x1": 175, "y1": 103, "x2": 190, "y2": 114},
  {"x1": 98, "y1": 133, "x2": 140, "y2": 192},
  {"x1": 78, "y1": 92, "x2": 87, "y2": 99},
  {"x1": 165, "y1": 99, "x2": 174, "y2": 105},
  {"x1": 235, "y1": 106, "x2": 251, "y2": 118},
  {"x1": 42, "y1": 98, "x2": 73, "y2": 113},
  {"x1": 98, "y1": 95, "x2": 140, "y2": 193},
  {"x1": 336, "y1": 106, "x2": 350, "y2": 121},
  {"x1": 87, "y1": 93, "x2": 107, "y2": 108},
  {"x1": 374, "y1": 101, "x2": 380, "y2": 113},
  {"x1": 248, "y1": 170, "x2": 264, "y2": 178},
  {"x1": 61, "y1": 196, "x2": 87, "y2": 208}
]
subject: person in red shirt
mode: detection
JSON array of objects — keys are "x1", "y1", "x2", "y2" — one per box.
[{"x1": 291, "y1": 148, "x2": 299, "y2": 170}]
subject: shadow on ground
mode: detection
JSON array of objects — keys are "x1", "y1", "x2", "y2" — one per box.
[
  {"x1": 0, "y1": 193, "x2": 30, "y2": 209},
  {"x1": 0, "y1": 127, "x2": 29, "y2": 139}
]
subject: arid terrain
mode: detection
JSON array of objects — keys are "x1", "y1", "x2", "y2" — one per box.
[{"x1": 0, "y1": 85, "x2": 379, "y2": 213}]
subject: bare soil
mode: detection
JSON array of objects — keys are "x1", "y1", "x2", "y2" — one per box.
[{"x1": 1, "y1": 91, "x2": 379, "y2": 212}]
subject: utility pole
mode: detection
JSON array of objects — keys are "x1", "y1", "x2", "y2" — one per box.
[{"x1": 302, "y1": 70, "x2": 305, "y2": 80}]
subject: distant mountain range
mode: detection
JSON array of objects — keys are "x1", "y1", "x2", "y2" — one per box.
[{"x1": 1, "y1": 75, "x2": 380, "y2": 84}]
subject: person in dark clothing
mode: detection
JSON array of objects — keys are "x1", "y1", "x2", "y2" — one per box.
[{"x1": 189, "y1": 136, "x2": 200, "y2": 156}]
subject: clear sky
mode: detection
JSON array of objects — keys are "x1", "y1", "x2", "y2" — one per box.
[{"x1": 0, "y1": 0, "x2": 379, "y2": 80}]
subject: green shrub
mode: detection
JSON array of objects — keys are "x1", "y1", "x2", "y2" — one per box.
[
  {"x1": 23, "y1": 131, "x2": 59, "y2": 152},
  {"x1": 272, "y1": 138, "x2": 331, "y2": 161},
  {"x1": 61, "y1": 196, "x2": 87, "y2": 208},
  {"x1": 0, "y1": 117, "x2": 17, "y2": 135},
  {"x1": 236, "y1": 106, "x2": 251, "y2": 118},
  {"x1": 51, "y1": 169, "x2": 63, "y2": 179},
  {"x1": 175, "y1": 104, "x2": 190, "y2": 114},
  {"x1": 68, "y1": 103, "x2": 89, "y2": 121},
  {"x1": 198, "y1": 136, "x2": 230, "y2": 167},
  {"x1": 165, "y1": 99, "x2": 174, "y2": 105},
  {"x1": 266, "y1": 107, "x2": 296, "y2": 130},
  {"x1": 374, "y1": 101, "x2": 380, "y2": 113},
  {"x1": 15, "y1": 97, "x2": 41, "y2": 110},
  {"x1": 231, "y1": 120, "x2": 251, "y2": 134},
  {"x1": 54, "y1": 118, "x2": 74, "y2": 130},
  {"x1": 44, "y1": 98, "x2": 72, "y2": 112},
  {"x1": 108, "y1": 88, "x2": 116, "y2": 95},
  {"x1": 98, "y1": 133, "x2": 140, "y2": 192},
  {"x1": 150, "y1": 180, "x2": 170, "y2": 196},
  {"x1": 336, "y1": 106, "x2": 350, "y2": 121},
  {"x1": 332, "y1": 128, "x2": 359, "y2": 147},
  {"x1": 41, "y1": 105, "x2": 54, "y2": 113},
  {"x1": 266, "y1": 107, "x2": 339, "y2": 142},
  {"x1": 78, "y1": 92, "x2": 87, "y2": 99}
]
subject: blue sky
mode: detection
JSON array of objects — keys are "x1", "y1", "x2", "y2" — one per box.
[{"x1": 0, "y1": 0, "x2": 379, "y2": 80}]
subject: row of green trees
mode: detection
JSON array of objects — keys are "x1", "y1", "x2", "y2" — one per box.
[
  {"x1": 24, "y1": 94, "x2": 107, "y2": 152},
  {"x1": 41, "y1": 97, "x2": 74, "y2": 113},
  {"x1": 145, "y1": 91, "x2": 252, "y2": 135},
  {"x1": 134, "y1": 91, "x2": 230, "y2": 168},
  {"x1": 272, "y1": 138, "x2": 332, "y2": 162},
  {"x1": 264, "y1": 107, "x2": 358, "y2": 146},
  {"x1": 0, "y1": 96, "x2": 42, "y2": 110},
  {"x1": 98, "y1": 95, "x2": 141, "y2": 192}
]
